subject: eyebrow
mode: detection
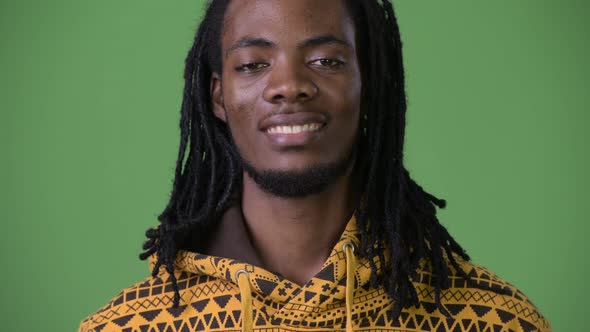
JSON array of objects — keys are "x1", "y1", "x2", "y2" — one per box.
[{"x1": 225, "y1": 34, "x2": 352, "y2": 58}]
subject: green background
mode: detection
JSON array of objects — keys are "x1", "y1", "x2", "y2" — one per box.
[{"x1": 1, "y1": 1, "x2": 588, "y2": 331}]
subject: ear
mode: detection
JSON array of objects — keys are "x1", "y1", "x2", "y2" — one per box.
[{"x1": 210, "y1": 72, "x2": 226, "y2": 122}]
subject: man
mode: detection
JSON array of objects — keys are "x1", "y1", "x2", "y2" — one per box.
[{"x1": 79, "y1": 0, "x2": 551, "y2": 331}]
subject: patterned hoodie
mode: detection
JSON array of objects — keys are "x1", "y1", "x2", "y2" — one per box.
[{"x1": 78, "y1": 207, "x2": 551, "y2": 332}]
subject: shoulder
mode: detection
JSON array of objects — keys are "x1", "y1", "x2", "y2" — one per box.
[
  {"x1": 77, "y1": 268, "x2": 221, "y2": 332},
  {"x1": 413, "y1": 254, "x2": 552, "y2": 332}
]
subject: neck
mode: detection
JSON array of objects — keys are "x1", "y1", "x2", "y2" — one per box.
[{"x1": 241, "y1": 167, "x2": 359, "y2": 286}]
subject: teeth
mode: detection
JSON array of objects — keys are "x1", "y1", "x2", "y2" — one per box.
[{"x1": 267, "y1": 123, "x2": 322, "y2": 134}]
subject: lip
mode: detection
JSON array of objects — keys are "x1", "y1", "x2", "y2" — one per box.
[
  {"x1": 259, "y1": 112, "x2": 327, "y2": 131},
  {"x1": 259, "y1": 112, "x2": 328, "y2": 148}
]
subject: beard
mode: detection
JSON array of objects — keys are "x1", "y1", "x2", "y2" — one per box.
[{"x1": 239, "y1": 148, "x2": 356, "y2": 198}]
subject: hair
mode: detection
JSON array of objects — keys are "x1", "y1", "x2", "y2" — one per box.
[{"x1": 139, "y1": 0, "x2": 512, "y2": 322}]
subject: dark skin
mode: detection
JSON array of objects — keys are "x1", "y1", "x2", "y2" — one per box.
[{"x1": 210, "y1": 0, "x2": 363, "y2": 285}]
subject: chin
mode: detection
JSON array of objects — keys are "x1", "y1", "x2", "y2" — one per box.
[{"x1": 241, "y1": 152, "x2": 355, "y2": 198}]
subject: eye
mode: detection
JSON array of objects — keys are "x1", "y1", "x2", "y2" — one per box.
[
  {"x1": 235, "y1": 62, "x2": 269, "y2": 72},
  {"x1": 310, "y1": 58, "x2": 345, "y2": 68}
]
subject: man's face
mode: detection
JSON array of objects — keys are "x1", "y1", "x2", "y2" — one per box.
[{"x1": 211, "y1": 0, "x2": 362, "y2": 196}]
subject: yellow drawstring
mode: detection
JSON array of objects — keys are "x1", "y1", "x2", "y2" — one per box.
[
  {"x1": 236, "y1": 269, "x2": 253, "y2": 332},
  {"x1": 343, "y1": 241, "x2": 357, "y2": 332},
  {"x1": 235, "y1": 244, "x2": 357, "y2": 332}
]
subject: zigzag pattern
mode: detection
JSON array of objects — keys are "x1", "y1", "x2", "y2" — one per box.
[{"x1": 79, "y1": 217, "x2": 551, "y2": 332}]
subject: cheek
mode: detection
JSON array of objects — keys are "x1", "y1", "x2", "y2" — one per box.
[
  {"x1": 343, "y1": 75, "x2": 363, "y2": 111},
  {"x1": 222, "y1": 86, "x2": 259, "y2": 154},
  {"x1": 223, "y1": 80, "x2": 252, "y2": 123},
  {"x1": 329, "y1": 79, "x2": 362, "y2": 146},
  {"x1": 225, "y1": 101, "x2": 255, "y2": 138},
  {"x1": 325, "y1": 78, "x2": 362, "y2": 123}
]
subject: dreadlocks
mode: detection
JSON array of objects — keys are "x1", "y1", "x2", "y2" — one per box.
[{"x1": 139, "y1": 0, "x2": 512, "y2": 321}]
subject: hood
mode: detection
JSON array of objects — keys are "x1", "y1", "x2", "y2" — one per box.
[{"x1": 148, "y1": 206, "x2": 386, "y2": 331}]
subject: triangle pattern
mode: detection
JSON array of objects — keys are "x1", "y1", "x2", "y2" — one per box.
[
  {"x1": 213, "y1": 295, "x2": 232, "y2": 309},
  {"x1": 304, "y1": 290, "x2": 317, "y2": 302},
  {"x1": 112, "y1": 314, "x2": 135, "y2": 327},
  {"x1": 93, "y1": 323, "x2": 107, "y2": 332},
  {"x1": 315, "y1": 263, "x2": 335, "y2": 282},
  {"x1": 255, "y1": 278, "x2": 278, "y2": 296},
  {"x1": 191, "y1": 299, "x2": 210, "y2": 313},
  {"x1": 446, "y1": 304, "x2": 466, "y2": 315},
  {"x1": 139, "y1": 309, "x2": 162, "y2": 322},
  {"x1": 496, "y1": 308, "x2": 516, "y2": 323},
  {"x1": 518, "y1": 318, "x2": 538, "y2": 332},
  {"x1": 166, "y1": 305, "x2": 187, "y2": 318},
  {"x1": 471, "y1": 304, "x2": 492, "y2": 318}
]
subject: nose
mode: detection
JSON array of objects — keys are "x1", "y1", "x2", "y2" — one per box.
[{"x1": 262, "y1": 59, "x2": 318, "y2": 104}]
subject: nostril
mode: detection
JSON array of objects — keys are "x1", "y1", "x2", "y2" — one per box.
[
  {"x1": 272, "y1": 94, "x2": 286, "y2": 102},
  {"x1": 297, "y1": 92, "x2": 309, "y2": 99},
  {"x1": 263, "y1": 80, "x2": 318, "y2": 104}
]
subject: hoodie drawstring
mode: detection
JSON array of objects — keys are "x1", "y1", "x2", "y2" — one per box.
[
  {"x1": 343, "y1": 241, "x2": 357, "y2": 332},
  {"x1": 235, "y1": 243, "x2": 357, "y2": 332},
  {"x1": 236, "y1": 269, "x2": 253, "y2": 332}
]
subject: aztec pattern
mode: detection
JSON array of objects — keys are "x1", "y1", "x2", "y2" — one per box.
[{"x1": 79, "y1": 216, "x2": 551, "y2": 331}]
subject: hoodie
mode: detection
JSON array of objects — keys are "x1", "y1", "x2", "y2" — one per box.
[{"x1": 78, "y1": 207, "x2": 551, "y2": 332}]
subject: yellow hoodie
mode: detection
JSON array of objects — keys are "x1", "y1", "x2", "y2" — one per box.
[{"x1": 78, "y1": 212, "x2": 551, "y2": 332}]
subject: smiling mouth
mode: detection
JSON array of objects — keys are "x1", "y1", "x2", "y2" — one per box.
[{"x1": 266, "y1": 123, "x2": 324, "y2": 134}]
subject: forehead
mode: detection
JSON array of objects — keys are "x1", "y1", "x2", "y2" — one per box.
[{"x1": 221, "y1": 0, "x2": 355, "y2": 50}]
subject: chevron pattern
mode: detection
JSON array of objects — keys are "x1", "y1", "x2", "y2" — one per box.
[{"x1": 79, "y1": 217, "x2": 551, "y2": 332}]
